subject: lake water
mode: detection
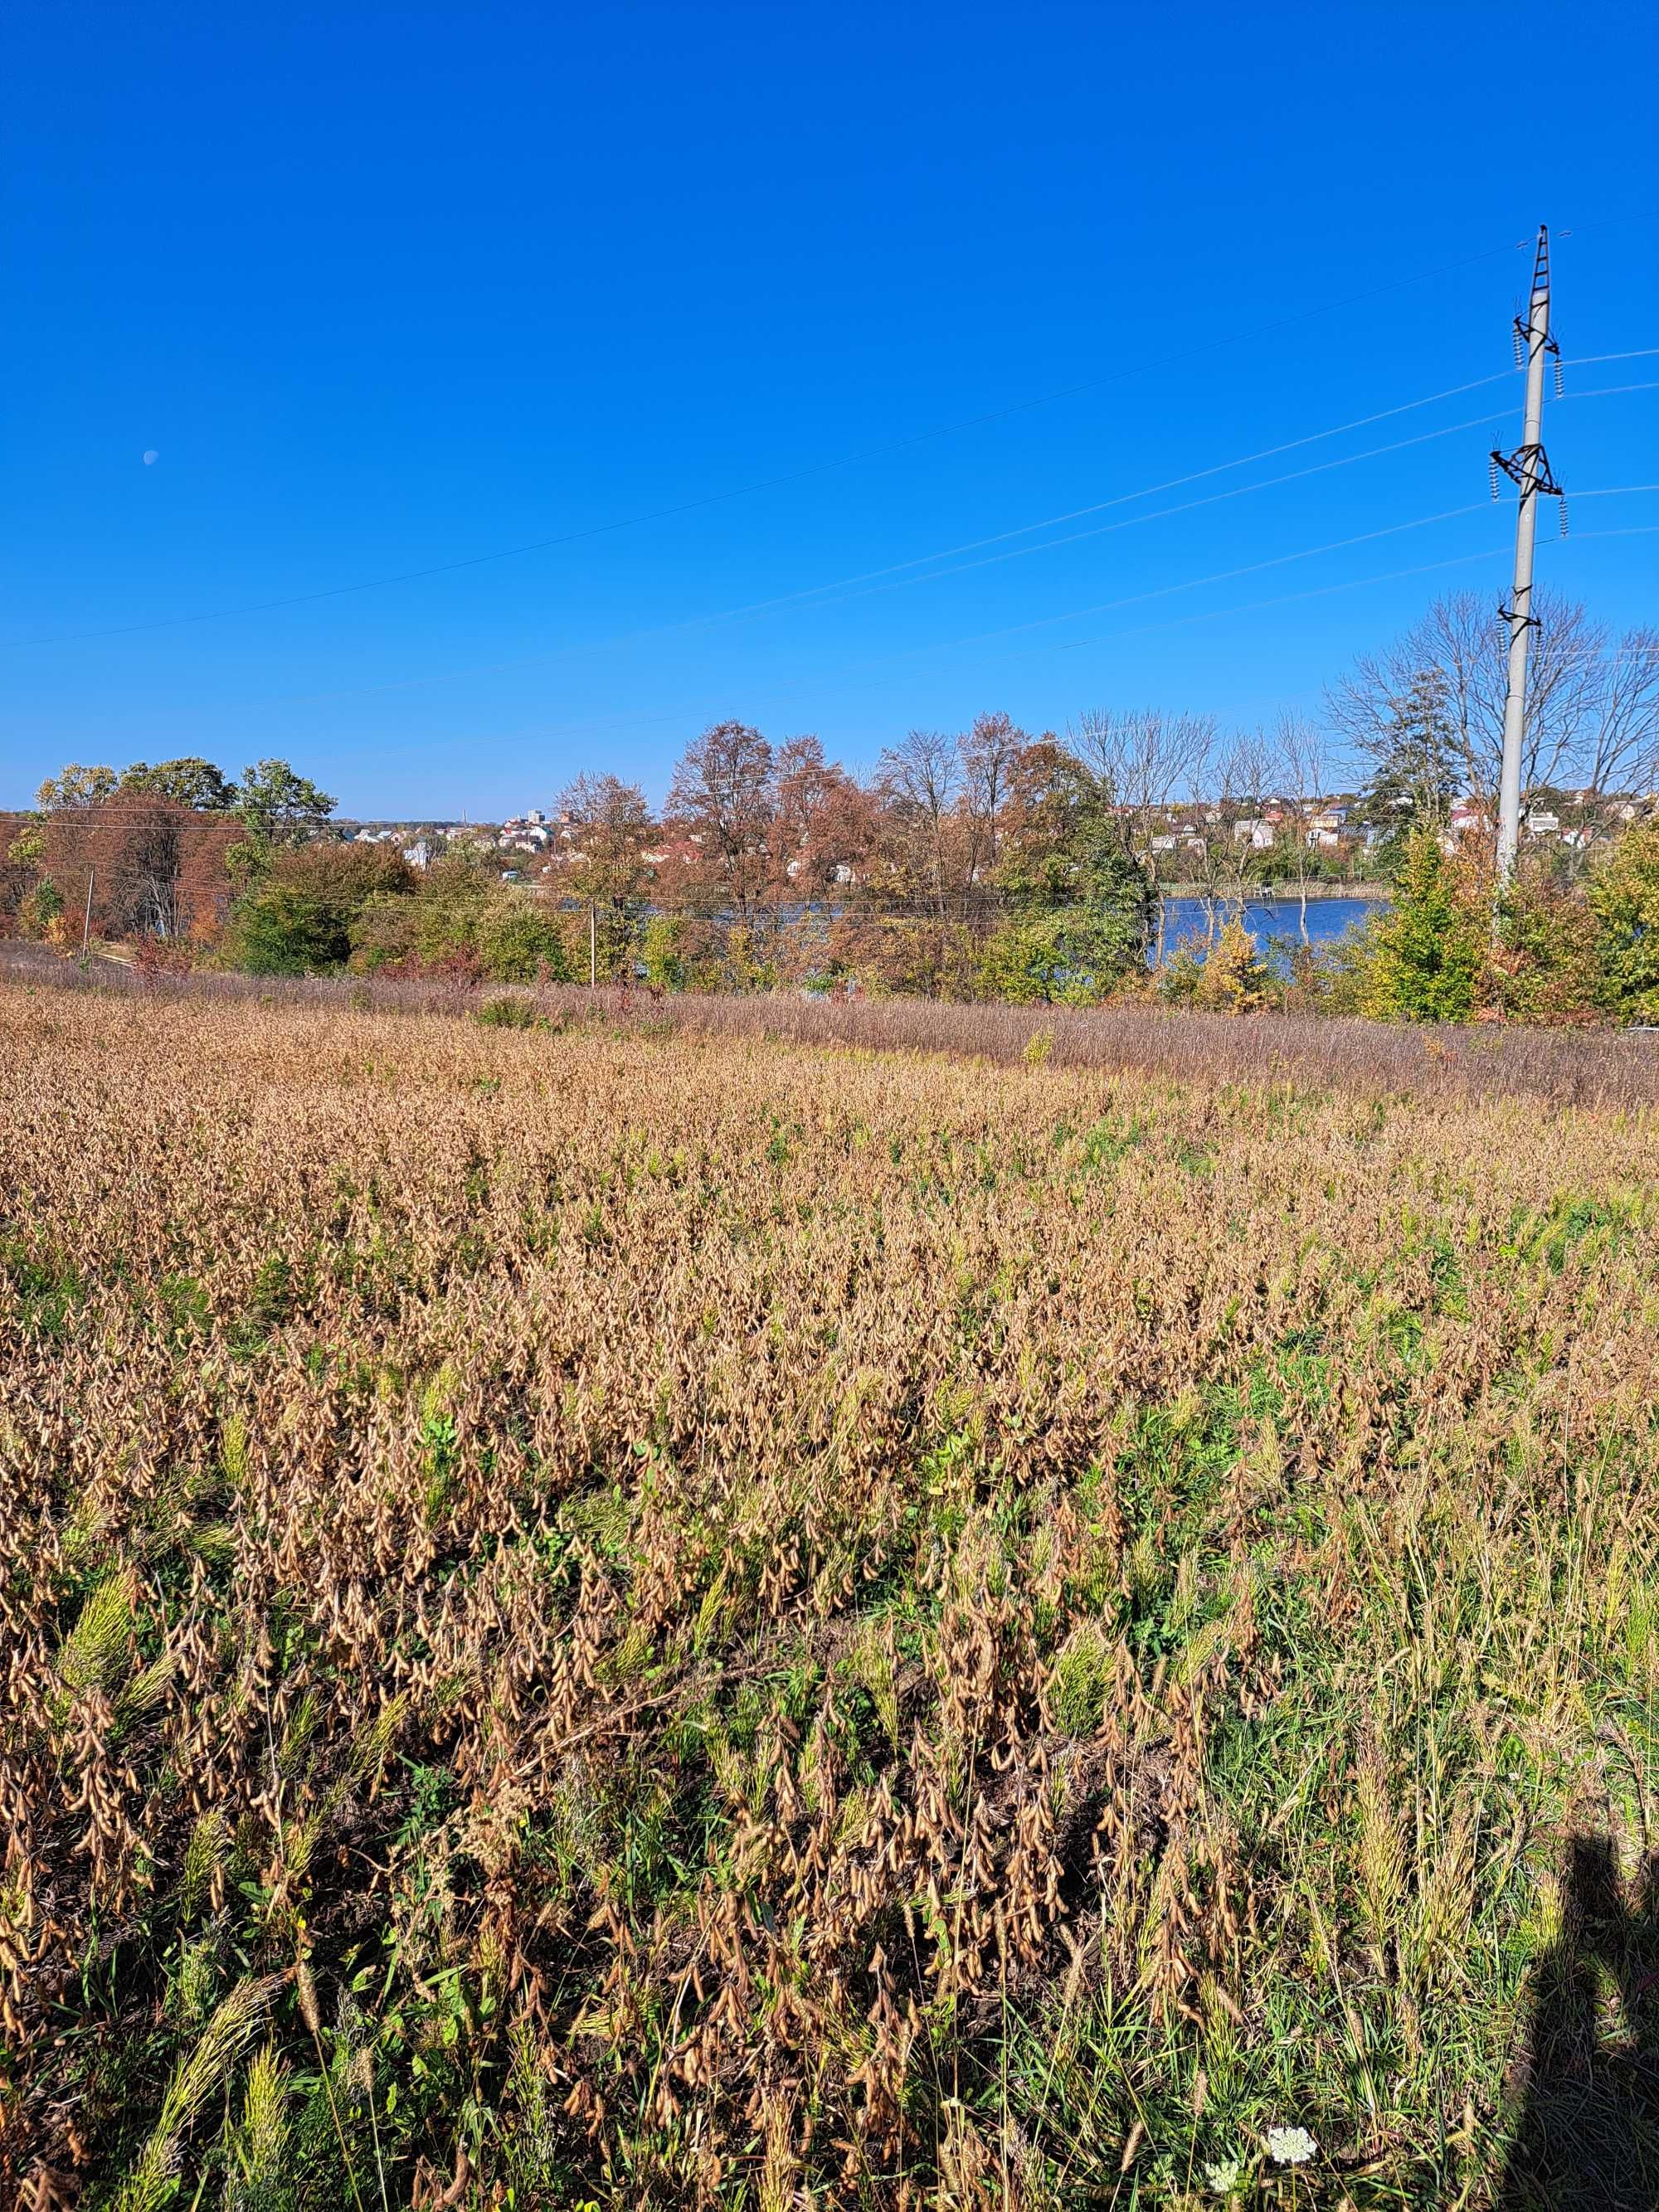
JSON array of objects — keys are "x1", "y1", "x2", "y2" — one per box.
[{"x1": 1157, "y1": 896, "x2": 1382, "y2": 969}]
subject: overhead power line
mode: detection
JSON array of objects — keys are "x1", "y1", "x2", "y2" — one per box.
[
  {"x1": 8, "y1": 237, "x2": 1581, "y2": 654},
  {"x1": 253, "y1": 405, "x2": 1522, "y2": 710},
  {"x1": 814, "y1": 505, "x2": 1496, "y2": 667},
  {"x1": 780, "y1": 507, "x2": 1659, "y2": 692},
  {"x1": 788, "y1": 389, "x2": 1659, "y2": 620},
  {"x1": 244, "y1": 374, "x2": 1656, "y2": 714},
  {"x1": 988, "y1": 525, "x2": 1659, "y2": 666},
  {"x1": 688, "y1": 364, "x2": 1659, "y2": 628}
]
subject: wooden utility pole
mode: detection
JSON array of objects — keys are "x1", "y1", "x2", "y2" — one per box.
[
  {"x1": 589, "y1": 904, "x2": 597, "y2": 988},
  {"x1": 80, "y1": 866, "x2": 95, "y2": 959}
]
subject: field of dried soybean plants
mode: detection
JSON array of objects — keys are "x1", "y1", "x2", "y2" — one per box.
[{"x1": 2, "y1": 979, "x2": 1657, "y2": 2210}]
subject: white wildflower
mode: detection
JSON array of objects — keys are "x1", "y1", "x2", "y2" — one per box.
[
  {"x1": 1203, "y1": 2156, "x2": 1243, "y2": 2194},
  {"x1": 1265, "y1": 2123, "x2": 1318, "y2": 2166}
]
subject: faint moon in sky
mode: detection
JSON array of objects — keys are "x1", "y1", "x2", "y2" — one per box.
[{"x1": 143, "y1": 450, "x2": 159, "y2": 465}]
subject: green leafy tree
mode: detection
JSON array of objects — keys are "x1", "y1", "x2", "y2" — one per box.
[
  {"x1": 992, "y1": 754, "x2": 1152, "y2": 996},
  {"x1": 36, "y1": 763, "x2": 118, "y2": 810},
  {"x1": 225, "y1": 883, "x2": 346, "y2": 975},
  {"x1": 1486, "y1": 863, "x2": 1600, "y2": 1023},
  {"x1": 235, "y1": 760, "x2": 338, "y2": 852},
  {"x1": 224, "y1": 843, "x2": 411, "y2": 974},
  {"x1": 1588, "y1": 822, "x2": 1659, "y2": 1023},
  {"x1": 1352, "y1": 670, "x2": 1461, "y2": 871},
  {"x1": 6, "y1": 816, "x2": 45, "y2": 868},
  {"x1": 1365, "y1": 828, "x2": 1482, "y2": 1021},
  {"x1": 119, "y1": 758, "x2": 238, "y2": 810},
  {"x1": 475, "y1": 900, "x2": 573, "y2": 984},
  {"x1": 975, "y1": 913, "x2": 1105, "y2": 1004},
  {"x1": 345, "y1": 852, "x2": 572, "y2": 980},
  {"x1": 640, "y1": 916, "x2": 690, "y2": 992},
  {"x1": 407, "y1": 852, "x2": 494, "y2": 965},
  {"x1": 640, "y1": 914, "x2": 734, "y2": 992},
  {"x1": 18, "y1": 880, "x2": 66, "y2": 940}
]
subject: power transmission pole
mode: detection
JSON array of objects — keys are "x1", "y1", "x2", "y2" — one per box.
[{"x1": 1491, "y1": 225, "x2": 1566, "y2": 882}]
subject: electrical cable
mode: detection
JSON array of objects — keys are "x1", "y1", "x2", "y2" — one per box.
[
  {"x1": 748, "y1": 381, "x2": 1658, "y2": 627},
  {"x1": 770, "y1": 518, "x2": 1659, "y2": 693},
  {"x1": 244, "y1": 378, "x2": 1658, "y2": 712},
  {"x1": 27, "y1": 525, "x2": 1657, "y2": 833},
  {"x1": 1044, "y1": 526, "x2": 1659, "y2": 658},
  {"x1": 810, "y1": 504, "x2": 1499, "y2": 665},
  {"x1": 12, "y1": 359, "x2": 1520, "y2": 679},
  {"x1": 1560, "y1": 348, "x2": 1659, "y2": 369},
  {"x1": 6, "y1": 238, "x2": 1550, "y2": 651}
]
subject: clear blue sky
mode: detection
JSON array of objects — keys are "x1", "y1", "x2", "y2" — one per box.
[{"x1": 5, "y1": 0, "x2": 1657, "y2": 816}]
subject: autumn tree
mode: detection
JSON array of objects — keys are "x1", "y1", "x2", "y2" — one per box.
[
  {"x1": 664, "y1": 722, "x2": 776, "y2": 921},
  {"x1": 41, "y1": 796, "x2": 241, "y2": 945},
  {"x1": 1324, "y1": 589, "x2": 1651, "y2": 824},
  {"x1": 556, "y1": 773, "x2": 655, "y2": 980},
  {"x1": 961, "y1": 712, "x2": 1029, "y2": 883},
  {"x1": 769, "y1": 736, "x2": 873, "y2": 901},
  {"x1": 873, "y1": 729, "x2": 964, "y2": 922},
  {"x1": 1065, "y1": 709, "x2": 1212, "y2": 960},
  {"x1": 557, "y1": 774, "x2": 655, "y2": 908},
  {"x1": 1574, "y1": 629, "x2": 1659, "y2": 842}
]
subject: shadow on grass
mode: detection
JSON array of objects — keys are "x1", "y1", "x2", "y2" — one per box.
[{"x1": 1501, "y1": 1835, "x2": 1659, "y2": 2209}]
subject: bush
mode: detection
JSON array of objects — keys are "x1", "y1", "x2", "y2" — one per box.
[
  {"x1": 348, "y1": 866, "x2": 574, "y2": 984},
  {"x1": 839, "y1": 918, "x2": 978, "y2": 1001},
  {"x1": 1588, "y1": 821, "x2": 1659, "y2": 1023},
  {"x1": 226, "y1": 843, "x2": 414, "y2": 975},
  {"x1": 1155, "y1": 937, "x2": 1205, "y2": 1006},
  {"x1": 1150, "y1": 921, "x2": 1272, "y2": 1013},
  {"x1": 475, "y1": 994, "x2": 542, "y2": 1029},
  {"x1": 640, "y1": 915, "x2": 771, "y2": 994},
  {"x1": 1195, "y1": 918, "x2": 1269, "y2": 1012},
  {"x1": 1487, "y1": 864, "x2": 1601, "y2": 1024},
  {"x1": 1365, "y1": 830, "x2": 1483, "y2": 1022},
  {"x1": 975, "y1": 912, "x2": 1132, "y2": 1005},
  {"x1": 129, "y1": 935, "x2": 194, "y2": 986},
  {"x1": 641, "y1": 915, "x2": 691, "y2": 992},
  {"x1": 223, "y1": 882, "x2": 341, "y2": 975},
  {"x1": 348, "y1": 891, "x2": 421, "y2": 973},
  {"x1": 17, "y1": 881, "x2": 65, "y2": 941},
  {"x1": 1292, "y1": 924, "x2": 1376, "y2": 1016},
  {"x1": 474, "y1": 900, "x2": 573, "y2": 984}
]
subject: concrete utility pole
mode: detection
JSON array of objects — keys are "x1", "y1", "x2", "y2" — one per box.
[{"x1": 1491, "y1": 225, "x2": 1566, "y2": 883}]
